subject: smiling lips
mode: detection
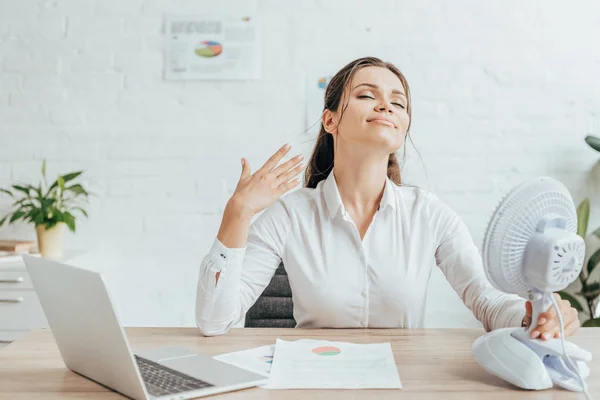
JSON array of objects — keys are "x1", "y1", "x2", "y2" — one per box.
[{"x1": 367, "y1": 118, "x2": 396, "y2": 128}]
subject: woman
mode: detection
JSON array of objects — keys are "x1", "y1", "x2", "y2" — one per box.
[{"x1": 195, "y1": 57, "x2": 580, "y2": 339}]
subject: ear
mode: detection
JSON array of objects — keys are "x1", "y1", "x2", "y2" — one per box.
[{"x1": 322, "y1": 109, "x2": 338, "y2": 136}]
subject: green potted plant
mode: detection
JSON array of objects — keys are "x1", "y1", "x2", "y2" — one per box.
[
  {"x1": 0, "y1": 160, "x2": 90, "y2": 259},
  {"x1": 556, "y1": 135, "x2": 600, "y2": 327}
]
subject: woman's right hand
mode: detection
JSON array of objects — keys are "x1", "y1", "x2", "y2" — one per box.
[{"x1": 227, "y1": 143, "x2": 305, "y2": 218}]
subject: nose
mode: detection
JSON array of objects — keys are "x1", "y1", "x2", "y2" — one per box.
[{"x1": 376, "y1": 101, "x2": 394, "y2": 114}]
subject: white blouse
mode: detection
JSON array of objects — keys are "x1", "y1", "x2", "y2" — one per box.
[{"x1": 195, "y1": 169, "x2": 526, "y2": 336}]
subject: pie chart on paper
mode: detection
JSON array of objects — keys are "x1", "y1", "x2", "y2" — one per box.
[
  {"x1": 312, "y1": 346, "x2": 341, "y2": 356},
  {"x1": 195, "y1": 41, "x2": 223, "y2": 57}
]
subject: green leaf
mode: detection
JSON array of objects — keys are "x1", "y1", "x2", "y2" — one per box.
[
  {"x1": 577, "y1": 198, "x2": 590, "y2": 238},
  {"x1": 578, "y1": 282, "x2": 600, "y2": 301},
  {"x1": 61, "y1": 171, "x2": 83, "y2": 183},
  {"x1": 44, "y1": 220, "x2": 57, "y2": 229},
  {"x1": 57, "y1": 176, "x2": 65, "y2": 191},
  {"x1": 74, "y1": 207, "x2": 88, "y2": 218},
  {"x1": 46, "y1": 171, "x2": 83, "y2": 196},
  {"x1": 557, "y1": 290, "x2": 584, "y2": 312},
  {"x1": 0, "y1": 188, "x2": 14, "y2": 198},
  {"x1": 585, "y1": 135, "x2": 600, "y2": 153},
  {"x1": 41, "y1": 198, "x2": 56, "y2": 208},
  {"x1": 588, "y1": 248, "x2": 600, "y2": 276},
  {"x1": 62, "y1": 212, "x2": 76, "y2": 232},
  {"x1": 593, "y1": 227, "x2": 600, "y2": 240},
  {"x1": 0, "y1": 216, "x2": 7, "y2": 226},
  {"x1": 9, "y1": 211, "x2": 26, "y2": 224},
  {"x1": 13, "y1": 198, "x2": 34, "y2": 208},
  {"x1": 47, "y1": 179, "x2": 59, "y2": 195},
  {"x1": 41, "y1": 160, "x2": 46, "y2": 178},
  {"x1": 65, "y1": 184, "x2": 88, "y2": 196},
  {"x1": 11, "y1": 185, "x2": 33, "y2": 197},
  {"x1": 582, "y1": 317, "x2": 600, "y2": 327},
  {"x1": 31, "y1": 210, "x2": 44, "y2": 225}
]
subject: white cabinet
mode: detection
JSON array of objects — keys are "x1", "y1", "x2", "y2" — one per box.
[
  {"x1": 0, "y1": 258, "x2": 46, "y2": 345},
  {"x1": 0, "y1": 252, "x2": 85, "y2": 346}
]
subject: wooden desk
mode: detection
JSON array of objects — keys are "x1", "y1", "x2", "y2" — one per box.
[{"x1": 0, "y1": 327, "x2": 598, "y2": 399}]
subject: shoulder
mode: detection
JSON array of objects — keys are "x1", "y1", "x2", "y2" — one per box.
[
  {"x1": 393, "y1": 185, "x2": 463, "y2": 240},
  {"x1": 393, "y1": 184, "x2": 455, "y2": 216},
  {"x1": 251, "y1": 186, "x2": 318, "y2": 227}
]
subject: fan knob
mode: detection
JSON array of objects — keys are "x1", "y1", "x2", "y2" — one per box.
[{"x1": 523, "y1": 228, "x2": 585, "y2": 291}]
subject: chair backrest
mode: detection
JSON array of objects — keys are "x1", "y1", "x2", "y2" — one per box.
[{"x1": 244, "y1": 263, "x2": 296, "y2": 328}]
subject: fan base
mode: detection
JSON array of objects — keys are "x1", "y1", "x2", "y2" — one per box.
[{"x1": 473, "y1": 327, "x2": 591, "y2": 391}]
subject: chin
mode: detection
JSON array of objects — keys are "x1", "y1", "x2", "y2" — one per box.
[
  {"x1": 370, "y1": 129, "x2": 403, "y2": 149},
  {"x1": 361, "y1": 138, "x2": 403, "y2": 154}
]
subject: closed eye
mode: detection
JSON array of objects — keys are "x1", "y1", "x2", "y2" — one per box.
[{"x1": 359, "y1": 95, "x2": 405, "y2": 110}]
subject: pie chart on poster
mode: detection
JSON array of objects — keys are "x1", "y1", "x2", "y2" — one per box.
[{"x1": 195, "y1": 41, "x2": 223, "y2": 57}]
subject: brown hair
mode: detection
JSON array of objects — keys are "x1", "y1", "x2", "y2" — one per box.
[{"x1": 304, "y1": 57, "x2": 412, "y2": 189}]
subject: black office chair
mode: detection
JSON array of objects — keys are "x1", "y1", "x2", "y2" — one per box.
[{"x1": 244, "y1": 263, "x2": 296, "y2": 328}]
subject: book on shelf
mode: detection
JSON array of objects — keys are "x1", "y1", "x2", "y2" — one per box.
[
  {"x1": 0, "y1": 240, "x2": 37, "y2": 253},
  {"x1": 0, "y1": 240, "x2": 39, "y2": 263}
]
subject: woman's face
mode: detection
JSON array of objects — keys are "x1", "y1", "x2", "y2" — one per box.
[{"x1": 324, "y1": 66, "x2": 410, "y2": 154}]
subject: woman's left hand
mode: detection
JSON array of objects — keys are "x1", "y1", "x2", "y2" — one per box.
[{"x1": 524, "y1": 292, "x2": 581, "y2": 340}]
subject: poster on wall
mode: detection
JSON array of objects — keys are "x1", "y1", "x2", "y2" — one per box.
[
  {"x1": 164, "y1": 13, "x2": 261, "y2": 80},
  {"x1": 304, "y1": 72, "x2": 333, "y2": 136}
]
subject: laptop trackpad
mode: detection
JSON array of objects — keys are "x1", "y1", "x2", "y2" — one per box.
[{"x1": 160, "y1": 354, "x2": 267, "y2": 386}]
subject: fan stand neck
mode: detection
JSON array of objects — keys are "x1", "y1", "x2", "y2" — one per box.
[{"x1": 526, "y1": 289, "x2": 554, "y2": 336}]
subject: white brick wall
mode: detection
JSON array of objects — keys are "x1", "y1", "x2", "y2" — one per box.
[{"x1": 1, "y1": 0, "x2": 600, "y2": 328}]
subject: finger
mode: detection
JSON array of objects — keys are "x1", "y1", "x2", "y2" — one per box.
[
  {"x1": 240, "y1": 158, "x2": 251, "y2": 180},
  {"x1": 556, "y1": 307, "x2": 580, "y2": 333},
  {"x1": 540, "y1": 301, "x2": 573, "y2": 328},
  {"x1": 276, "y1": 178, "x2": 301, "y2": 196},
  {"x1": 555, "y1": 318, "x2": 581, "y2": 339},
  {"x1": 538, "y1": 307, "x2": 577, "y2": 339},
  {"x1": 553, "y1": 292, "x2": 562, "y2": 302},
  {"x1": 272, "y1": 153, "x2": 304, "y2": 177},
  {"x1": 561, "y1": 300, "x2": 575, "y2": 319},
  {"x1": 539, "y1": 318, "x2": 558, "y2": 337},
  {"x1": 537, "y1": 307, "x2": 557, "y2": 326},
  {"x1": 532, "y1": 306, "x2": 573, "y2": 339},
  {"x1": 256, "y1": 144, "x2": 291, "y2": 175},
  {"x1": 277, "y1": 162, "x2": 306, "y2": 184}
]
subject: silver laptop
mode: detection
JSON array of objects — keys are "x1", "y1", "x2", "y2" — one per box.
[{"x1": 22, "y1": 255, "x2": 268, "y2": 400}]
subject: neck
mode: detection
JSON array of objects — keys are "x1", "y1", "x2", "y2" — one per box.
[{"x1": 333, "y1": 155, "x2": 388, "y2": 215}]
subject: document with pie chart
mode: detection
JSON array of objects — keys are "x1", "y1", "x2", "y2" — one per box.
[
  {"x1": 265, "y1": 338, "x2": 402, "y2": 389},
  {"x1": 164, "y1": 12, "x2": 260, "y2": 80}
]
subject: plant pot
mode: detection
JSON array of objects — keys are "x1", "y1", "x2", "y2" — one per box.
[{"x1": 36, "y1": 222, "x2": 66, "y2": 259}]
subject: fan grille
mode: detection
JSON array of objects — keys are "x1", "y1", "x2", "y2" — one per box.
[{"x1": 482, "y1": 177, "x2": 577, "y2": 293}]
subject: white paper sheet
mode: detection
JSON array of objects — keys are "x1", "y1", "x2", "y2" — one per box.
[
  {"x1": 265, "y1": 338, "x2": 402, "y2": 389},
  {"x1": 212, "y1": 339, "x2": 322, "y2": 378},
  {"x1": 213, "y1": 345, "x2": 275, "y2": 378}
]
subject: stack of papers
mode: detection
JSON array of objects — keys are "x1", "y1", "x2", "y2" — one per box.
[{"x1": 214, "y1": 338, "x2": 402, "y2": 389}]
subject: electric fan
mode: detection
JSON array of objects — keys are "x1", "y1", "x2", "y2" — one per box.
[{"x1": 472, "y1": 176, "x2": 593, "y2": 397}]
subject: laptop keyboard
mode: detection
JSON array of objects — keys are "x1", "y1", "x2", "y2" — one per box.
[{"x1": 135, "y1": 355, "x2": 214, "y2": 396}]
